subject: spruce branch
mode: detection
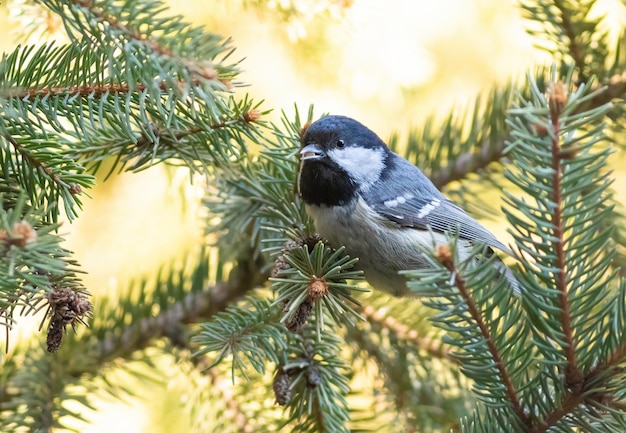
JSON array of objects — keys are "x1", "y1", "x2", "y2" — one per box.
[
  {"x1": 0, "y1": 250, "x2": 266, "y2": 429},
  {"x1": 1, "y1": 133, "x2": 93, "y2": 221},
  {"x1": 0, "y1": 41, "x2": 264, "y2": 178},
  {"x1": 3, "y1": 79, "x2": 222, "y2": 102},
  {"x1": 193, "y1": 297, "x2": 287, "y2": 380},
  {"x1": 551, "y1": 0, "x2": 588, "y2": 77},
  {"x1": 525, "y1": 331, "x2": 626, "y2": 433},
  {"x1": 436, "y1": 244, "x2": 525, "y2": 422},
  {"x1": 503, "y1": 70, "x2": 626, "y2": 430},
  {"x1": 358, "y1": 304, "x2": 453, "y2": 362},
  {"x1": 279, "y1": 329, "x2": 351, "y2": 433},
  {"x1": 546, "y1": 81, "x2": 580, "y2": 387},
  {"x1": 520, "y1": 0, "x2": 609, "y2": 82},
  {"x1": 0, "y1": 0, "x2": 266, "y2": 185},
  {"x1": 270, "y1": 241, "x2": 365, "y2": 336},
  {"x1": 65, "y1": 0, "x2": 230, "y2": 84},
  {"x1": 195, "y1": 292, "x2": 355, "y2": 432},
  {"x1": 89, "y1": 251, "x2": 266, "y2": 365},
  {"x1": 0, "y1": 194, "x2": 90, "y2": 343},
  {"x1": 427, "y1": 70, "x2": 626, "y2": 193},
  {"x1": 406, "y1": 239, "x2": 532, "y2": 429},
  {"x1": 39, "y1": 0, "x2": 238, "y2": 87},
  {"x1": 505, "y1": 73, "x2": 613, "y2": 377}
]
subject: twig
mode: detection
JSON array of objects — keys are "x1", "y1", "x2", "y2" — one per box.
[
  {"x1": 438, "y1": 252, "x2": 528, "y2": 424},
  {"x1": 91, "y1": 256, "x2": 266, "y2": 365},
  {"x1": 358, "y1": 304, "x2": 454, "y2": 362},
  {"x1": 553, "y1": 0, "x2": 588, "y2": 79},
  {"x1": 547, "y1": 83, "x2": 581, "y2": 390},
  {"x1": 430, "y1": 72, "x2": 626, "y2": 189}
]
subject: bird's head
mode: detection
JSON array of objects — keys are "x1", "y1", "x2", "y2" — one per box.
[{"x1": 298, "y1": 115, "x2": 389, "y2": 206}]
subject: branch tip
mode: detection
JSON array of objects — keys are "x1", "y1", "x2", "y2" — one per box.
[{"x1": 308, "y1": 277, "x2": 328, "y2": 300}]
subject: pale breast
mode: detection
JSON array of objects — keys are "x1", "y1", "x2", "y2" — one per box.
[{"x1": 305, "y1": 197, "x2": 452, "y2": 296}]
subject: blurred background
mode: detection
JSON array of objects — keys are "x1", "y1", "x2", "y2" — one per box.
[{"x1": 0, "y1": 0, "x2": 624, "y2": 431}]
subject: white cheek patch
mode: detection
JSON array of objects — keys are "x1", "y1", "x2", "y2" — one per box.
[
  {"x1": 327, "y1": 146, "x2": 385, "y2": 190},
  {"x1": 417, "y1": 198, "x2": 441, "y2": 218}
]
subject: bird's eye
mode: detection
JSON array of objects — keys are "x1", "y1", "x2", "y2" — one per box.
[{"x1": 336, "y1": 139, "x2": 345, "y2": 148}]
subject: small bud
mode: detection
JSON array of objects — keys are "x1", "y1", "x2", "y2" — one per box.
[
  {"x1": 547, "y1": 81, "x2": 568, "y2": 117},
  {"x1": 244, "y1": 109, "x2": 262, "y2": 122},
  {"x1": 198, "y1": 64, "x2": 218, "y2": 80},
  {"x1": 69, "y1": 184, "x2": 82, "y2": 195},
  {"x1": 272, "y1": 368, "x2": 293, "y2": 406},
  {"x1": 435, "y1": 243, "x2": 453, "y2": 267},
  {"x1": 10, "y1": 221, "x2": 37, "y2": 247},
  {"x1": 307, "y1": 277, "x2": 328, "y2": 300},
  {"x1": 551, "y1": 81, "x2": 568, "y2": 105}
]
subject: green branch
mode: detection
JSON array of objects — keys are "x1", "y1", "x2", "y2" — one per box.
[
  {"x1": 527, "y1": 343, "x2": 626, "y2": 433},
  {"x1": 40, "y1": 0, "x2": 238, "y2": 85},
  {"x1": 406, "y1": 239, "x2": 532, "y2": 430},
  {"x1": 1, "y1": 78, "x2": 229, "y2": 101},
  {"x1": 69, "y1": 0, "x2": 226, "y2": 81},
  {"x1": 505, "y1": 70, "x2": 625, "y2": 430},
  {"x1": 437, "y1": 248, "x2": 527, "y2": 423},
  {"x1": 520, "y1": 0, "x2": 609, "y2": 81},
  {"x1": 429, "y1": 71, "x2": 626, "y2": 190},
  {"x1": 546, "y1": 82, "x2": 580, "y2": 387},
  {"x1": 430, "y1": 140, "x2": 505, "y2": 189},
  {"x1": 90, "y1": 254, "x2": 266, "y2": 365},
  {"x1": 552, "y1": 0, "x2": 588, "y2": 78},
  {"x1": 358, "y1": 304, "x2": 454, "y2": 362},
  {"x1": 5, "y1": 134, "x2": 87, "y2": 210}
]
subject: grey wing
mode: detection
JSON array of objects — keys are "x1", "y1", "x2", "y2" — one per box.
[{"x1": 367, "y1": 193, "x2": 512, "y2": 255}]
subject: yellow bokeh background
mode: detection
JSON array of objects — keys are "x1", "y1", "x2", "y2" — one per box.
[{"x1": 1, "y1": 0, "x2": 625, "y2": 431}]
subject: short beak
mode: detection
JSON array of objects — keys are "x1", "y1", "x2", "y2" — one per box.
[{"x1": 300, "y1": 144, "x2": 325, "y2": 161}]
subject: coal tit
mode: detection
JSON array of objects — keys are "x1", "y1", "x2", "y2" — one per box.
[{"x1": 298, "y1": 115, "x2": 517, "y2": 296}]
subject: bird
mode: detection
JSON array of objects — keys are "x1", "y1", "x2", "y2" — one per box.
[{"x1": 297, "y1": 115, "x2": 517, "y2": 297}]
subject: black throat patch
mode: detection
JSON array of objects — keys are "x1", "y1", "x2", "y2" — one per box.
[{"x1": 299, "y1": 159, "x2": 357, "y2": 206}]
